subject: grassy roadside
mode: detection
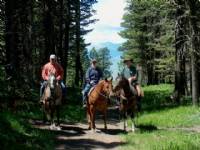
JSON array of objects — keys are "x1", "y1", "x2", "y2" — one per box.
[
  {"x1": 120, "y1": 84, "x2": 200, "y2": 150},
  {"x1": 0, "y1": 87, "x2": 85, "y2": 150},
  {"x1": 0, "y1": 111, "x2": 55, "y2": 150}
]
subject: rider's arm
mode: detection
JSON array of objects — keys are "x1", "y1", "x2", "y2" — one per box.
[
  {"x1": 56, "y1": 64, "x2": 64, "y2": 81},
  {"x1": 128, "y1": 66, "x2": 137, "y2": 82},
  {"x1": 98, "y1": 68, "x2": 103, "y2": 79},
  {"x1": 85, "y1": 68, "x2": 91, "y2": 83},
  {"x1": 42, "y1": 65, "x2": 48, "y2": 80}
]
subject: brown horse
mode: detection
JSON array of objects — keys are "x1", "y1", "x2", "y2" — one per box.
[
  {"x1": 113, "y1": 75, "x2": 139, "y2": 132},
  {"x1": 87, "y1": 78, "x2": 113, "y2": 132},
  {"x1": 41, "y1": 74, "x2": 62, "y2": 130}
]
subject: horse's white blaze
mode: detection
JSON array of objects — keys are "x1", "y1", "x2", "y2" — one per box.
[{"x1": 50, "y1": 75, "x2": 56, "y2": 89}]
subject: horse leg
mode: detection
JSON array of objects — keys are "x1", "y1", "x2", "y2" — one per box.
[
  {"x1": 56, "y1": 105, "x2": 60, "y2": 126},
  {"x1": 123, "y1": 111, "x2": 128, "y2": 131},
  {"x1": 90, "y1": 105, "x2": 96, "y2": 131},
  {"x1": 42, "y1": 104, "x2": 47, "y2": 124},
  {"x1": 130, "y1": 112, "x2": 135, "y2": 132},
  {"x1": 50, "y1": 108, "x2": 55, "y2": 130},
  {"x1": 103, "y1": 110, "x2": 107, "y2": 130},
  {"x1": 55, "y1": 105, "x2": 61, "y2": 130},
  {"x1": 87, "y1": 105, "x2": 91, "y2": 130}
]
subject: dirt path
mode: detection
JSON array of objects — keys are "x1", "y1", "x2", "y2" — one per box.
[
  {"x1": 32, "y1": 107, "x2": 126, "y2": 150},
  {"x1": 158, "y1": 126, "x2": 200, "y2": 133}
]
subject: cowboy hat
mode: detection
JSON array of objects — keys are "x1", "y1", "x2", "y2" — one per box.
[
  {"x1": 91, "y1": 59, "x2": 97, "y2": 63},
  {"x1": 123, "y1": 56, "x2": 133, "y2": 63}
]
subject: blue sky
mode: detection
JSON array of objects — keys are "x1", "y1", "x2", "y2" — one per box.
[
  {"x1": 84, "y1": 0, "x2": 127, "y2": 77},
  {"x1": 85, "y1": 0, "x2": 126, "y2": 45}
]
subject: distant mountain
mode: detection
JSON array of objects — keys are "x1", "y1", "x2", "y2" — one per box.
[
  {"x1": 87, "y1": 42, "x2": 122, "y2": 58},
  {"x1": 87, "y1": 42, "x2": 123, "y2": 78}
]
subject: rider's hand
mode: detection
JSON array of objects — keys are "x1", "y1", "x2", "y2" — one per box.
[
  {"x1": 56, "y1": 76, "x2": 61, "y2": 81},
  {"x1": 90, "y1": 81, "x2": 95, "y2": 85},
  {"x1": 132, "y1": 76, "x2": 136, "y2": 80},
  {"x1": 128, "y1": 76, "x2": 136, "y2": 83}
]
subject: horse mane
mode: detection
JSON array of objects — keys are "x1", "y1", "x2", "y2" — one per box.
[{"x1": 118, "y1": 75, "x2": 132, "y2": 96}]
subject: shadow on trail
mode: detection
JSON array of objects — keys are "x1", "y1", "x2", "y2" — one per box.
[
  {"x1": 136, "y1": 124, "x2": 158, "y2": 132},
  {"x1": 53, "y1": 123, "x2": 127, "y2": 150},
  {"x1": 100, "y1": 128, "x2": 126, "y2": 135},
  {"x1": 55, "y1": 138, "x2": 126, "y2": 150}
]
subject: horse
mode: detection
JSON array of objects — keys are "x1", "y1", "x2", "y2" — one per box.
[
  {"x1": 87, "y1": 78, "x2": 113, "y2": 132},
  {"x1": 41, "y1": 73, "x2": 62, "y2": 130},
  {"x1": 113, "y1": 75, "x2": 138, "y2": 132}
]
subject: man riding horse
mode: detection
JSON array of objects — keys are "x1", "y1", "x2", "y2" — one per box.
[
  {"x1": 82, "y1": 59, "x2": 103, "y2": 107},
  {"x1": 40, "y1": 54, "x2": 66, "y2": 104},
  {"x1": 122, "y1": 56, "x2": 143, "y2": 97},
  {"x1": 122, "y1": 56, "x2": 143, "y2": 110}
]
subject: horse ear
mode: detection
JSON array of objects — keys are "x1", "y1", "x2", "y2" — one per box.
[
  {"x1": 107, "y1": 77, "x2": 113, "y2": 82},
  {"x1": 105, "y1": 77, "x2": 108, "y2": 82}
]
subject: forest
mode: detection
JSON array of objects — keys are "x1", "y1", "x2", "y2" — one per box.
[
  {"x1": 0, "y1": 0, "x2": 200, "y2": 150},
  {"x1": 120, "y1": 0, "x2": 200, "y2": 105}
]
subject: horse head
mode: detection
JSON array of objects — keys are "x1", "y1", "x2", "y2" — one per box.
[
  {"x1": 113, "y1": 74, "x2": 128, "y2": 92},
  {"x1": 48, "y1": 73, "x2": 57, "y2": 90},
  {"x1": 101, "y1": 77, "x2": 113, "y2": 98}
]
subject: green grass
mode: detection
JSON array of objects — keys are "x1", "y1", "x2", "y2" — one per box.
[
  {"x1": 0, "y1": 86, "x2": 85, "y2": 150},
  {"x1": 120, "y1": 84, "x2": 200, "y2": 150},
  {"x1": 142, "y1": 84, "x2": 174, "y2": 110},
  {"x1": 0, "y1": 111, "x2": 55, "y2": 150},
  {"x1": 137, "y1": 106, "x2": 200, "y2": 128},
  {"x1": 121, "y1": 106, "x2": 200, "y2": 150},
  {"x1": 121, "y1": 130, "x2": 200, "y2": 150}
]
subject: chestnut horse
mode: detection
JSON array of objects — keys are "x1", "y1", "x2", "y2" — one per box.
[
  {"x1": 113, "y1": 75, "x2": 138, "y2": 132},
  {"x1": 87, "y1": 78, "x2": 113, "y2": 131},
  {"x1": 41, "y1": 74, "x2": 62, "y2": 130}
]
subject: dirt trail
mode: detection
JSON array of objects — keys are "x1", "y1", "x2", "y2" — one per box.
[{"x1": 32, "y1": 107, "x2": 126, "y2": 150}]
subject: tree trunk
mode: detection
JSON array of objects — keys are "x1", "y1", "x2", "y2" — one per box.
[
  {"x1": 174, "y1": 0, "x2": 187, "y2": 104},
  {"x1": 42, "y1": 0, "x2": 55, "y2": 64},
  {"x1": 63, "y1": 0, "x2": 71, "y2": 82},
  {"x1": 74, "y1": 0, "x2": 82, "y2": 86},
  {"x1": 187, "y1": 0, "x2": 200, "y2": 105},
  {"x1": 58, "y1": 0, "x2": 63, "y2": 64}
]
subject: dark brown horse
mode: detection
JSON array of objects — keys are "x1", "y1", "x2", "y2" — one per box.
[
  {"x1": 41, "y1": 74, "x2": 62, "y2": 130},
  {"x1": 87, "y1": 78, "x2": 113, "y2": 132},
  {"x1": 113, "y1": 75, "x2": 139, "y2": 132}
]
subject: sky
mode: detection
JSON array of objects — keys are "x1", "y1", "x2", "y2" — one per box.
[
  {"x1": 84, "y1": 0, "x2": 127, "y2": 78},
  {"x1": 85, "y1": 0, "x2": 126, "y2": 45}
]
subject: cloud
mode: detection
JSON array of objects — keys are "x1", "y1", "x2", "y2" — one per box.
[
  {"x1": 84, "y1": 0, "x2": 126, "y2": 77},
  {"x1": 84, "y1": 0, "x2": 126, "y2": 44}
]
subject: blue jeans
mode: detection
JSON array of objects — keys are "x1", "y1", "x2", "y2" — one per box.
[
  {"x1": 40, "y1": 80, "x2": 66, "y2": 97},
  {"x1": 40, "y1": 81, "x2": 47, "y2": 97},
  {"x1": 82, "y1": 83, "x2": 92, "y2": 102}
]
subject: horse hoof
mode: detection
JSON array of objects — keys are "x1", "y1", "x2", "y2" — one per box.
[
  {"x1": 89, "y1": 129, "x2": 96, "y2": 133},
  {"x1": 50, "y1": 125, "x2": 54, "y2": 130},
  {"x1": 131, "y1": 128, "x2": 135, "y2": 132},
  {"x1": 56, "y1": 126, "x2": 61, "y2": 131}
]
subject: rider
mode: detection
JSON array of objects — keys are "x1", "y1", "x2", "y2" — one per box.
[
  {"x1": 122, "y1": 56, "x2": 143, "y2": 97},
  {"x1": 40, "y1": 54, "x2": 66, "y2": 103},
  {"x1": 82, "y1": 59, "x2": 103, "y2": 107}
]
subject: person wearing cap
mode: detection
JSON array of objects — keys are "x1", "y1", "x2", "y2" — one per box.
[
  {"x1": 40, "y1": 54, "x2": 66, "y2": 102},
  {"x1": 82, "y1": 59, "x2": 103, "y2": 107},
  {"x1": 122, "y1": 57, "x2": 142, "y2": 97}
]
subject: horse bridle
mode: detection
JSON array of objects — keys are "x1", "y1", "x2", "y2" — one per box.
[{"x1": 97, "y1": 90, "x2": 110, "y2": 99}]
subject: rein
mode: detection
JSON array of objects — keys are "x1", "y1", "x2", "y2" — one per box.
[
  {"x1": 91, "y1": 82, "x2": 110, "y2": 100},
  {"x1": 97, "y1": 90, "x2": 109, "y2": 99}
]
